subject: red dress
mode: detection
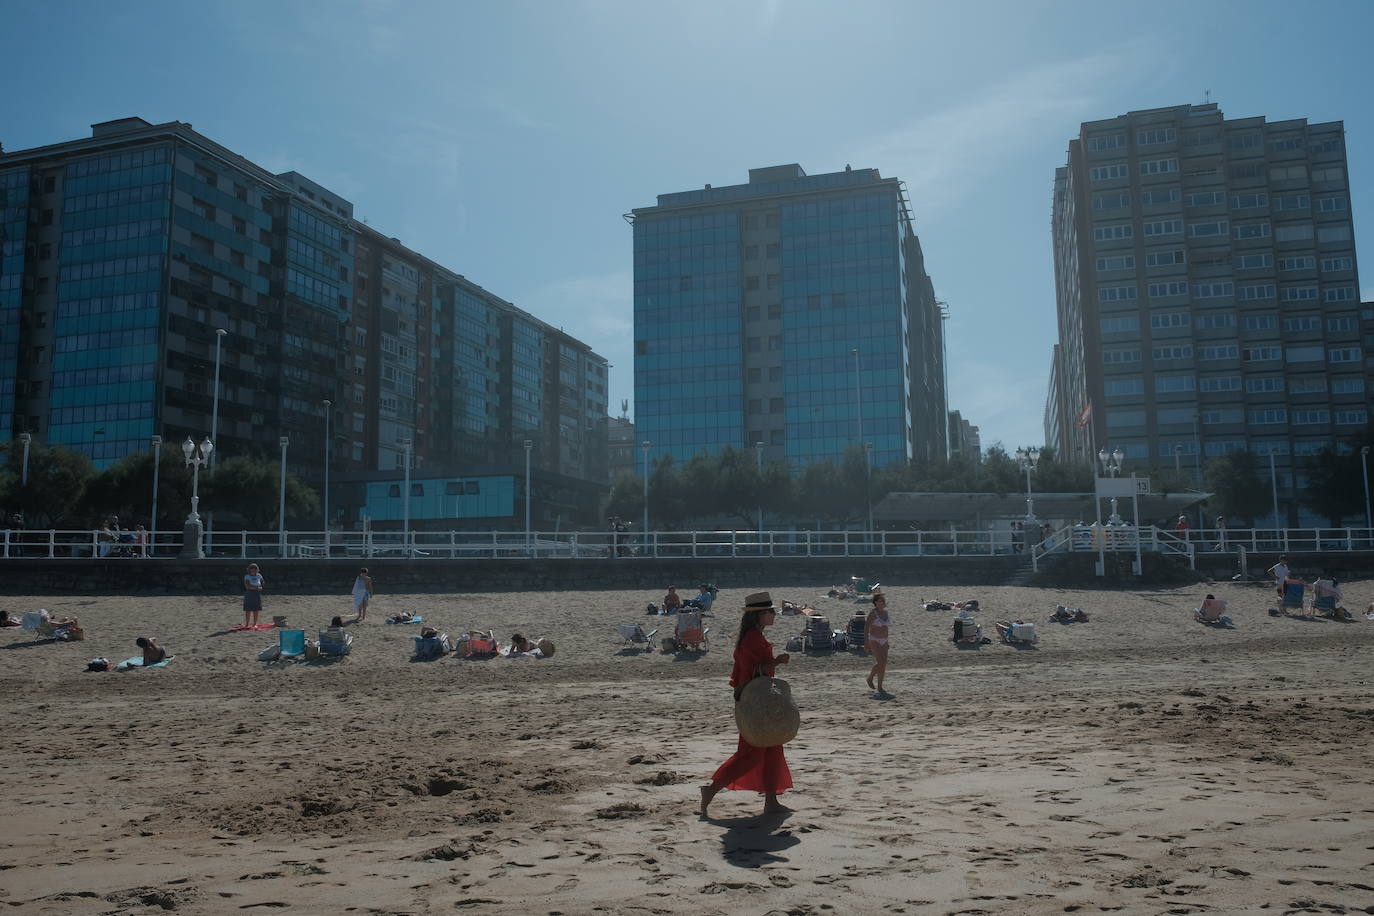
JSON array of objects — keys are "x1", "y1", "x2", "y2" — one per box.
[{"x1": 710, "y1": 628, "x2": 792, "y2": 795}]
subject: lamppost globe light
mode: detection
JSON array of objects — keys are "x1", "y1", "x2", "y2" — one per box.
[
  {"x1": 181, "y1": 436, "x2": 195, "y2": 460},
  {"x1": 18, "y1": 432, "x2": 30, "y2": 444},
  {"x1": 200, "y1": 437, "x2": 214, "y2": 459},
  {"x1": 1113, "y1": 447, "x2": 1124, "y2": 463}
]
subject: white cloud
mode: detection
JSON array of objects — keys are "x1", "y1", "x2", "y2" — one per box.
[{"x1": 850, "y1": 47, "x2": 1145, "y2": 219}]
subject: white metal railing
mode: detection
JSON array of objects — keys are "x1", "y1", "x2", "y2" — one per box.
[{"x1": 3, "y1": 526, "x2": 1373, "y2": 561}]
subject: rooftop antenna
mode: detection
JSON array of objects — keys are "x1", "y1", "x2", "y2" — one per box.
[
  {"x1": 620, "y1": 399, "x2": 629, "y2": 419},
  {"x1": 1204, "y1": 89, "x2": 1212, "y2": 104}
]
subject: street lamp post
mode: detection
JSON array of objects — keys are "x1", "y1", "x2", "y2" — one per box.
[
  {"x1": 1268, "y1": 448, "x2": 1280, "y2": 531},
  {"x1": 864, "y1": 441, "x2": 875, "y2": 535},
  {"x1": 19, "y1": 431, "x2": 31, "y2": 486},
  {"x1": 208, "y1": 328, "x2": 226, "y2": 543},
  {"x1": 400, "y1": 438, "x2": 413, "y2": 556},
  {"x1": 754, "y1": 441, "x2": 764, "y2": 534},
  {"x1": 1096, "y1": 447, "x2": 1124, "y2": 577},
  {"x1": 1362, "y1": 446, "x2": 1372, "y2": 536},
  {"x1": 851, "y1": 347, "x2": 862, "y2": 444},
  {"x1": 523, "y1": 439, "x2": 533, "y2": 555},
  {"x1": 322, "y1": 399, "x2": 331, "y2": 552},
  {"x1": 1015, "y1": 446, "x2": 1040, "y2": 523},
  {"x1": 278, "y1": 436, "x2": 289, "y2": 557},
  {"x1": 150, "y1": 435, "x2": 162, "y2": 557},
  {"x1": 179, "y1": 436, "x2": 213, "y2": 559},
  {"x1": 641, "y1": 440, "x2": 651, "y2": 556}
]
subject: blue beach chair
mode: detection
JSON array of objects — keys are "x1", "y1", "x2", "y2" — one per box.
[{"x1": 279, "y1": 629, "x2": 307, "y2": 659}]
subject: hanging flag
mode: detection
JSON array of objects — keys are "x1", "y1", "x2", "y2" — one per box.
[{"x1": 1074, "y1": 401, "x2": 1092, "y2": 428}]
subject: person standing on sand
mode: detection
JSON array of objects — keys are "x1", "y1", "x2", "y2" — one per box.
[
  {"x1": 352, "y1": 567, "x2": 373, "y2": 622},
  {"x1": 699, "y1": 592, "x2": 792, "y2": 819},
  {"x1": 1267, "y1": 555, "x2": 1290, "y2": 599},
  {"x1": 865, "y1": 588, "x2": 891, "y2": 695},
  {"x1": 243, "y1": 563, "x2": 264, "y2": 628}
]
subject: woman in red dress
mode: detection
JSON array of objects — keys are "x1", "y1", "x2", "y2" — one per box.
[{"x1": 699, "y1": 591, "x2": 792, "y2": 817}]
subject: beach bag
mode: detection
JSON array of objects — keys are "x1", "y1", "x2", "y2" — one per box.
[
  {"x1": 258, "y1": 644, "x2": 281, "y2": 661},
  {"x1": 272, "y1": 615, "x2": 288, "y2": 628},
  {"x1": 734, "y1": 674, "x2": 800, "y2": 749},
  {"x1": 86, "y1": 658, "x2": 111, "y2": 672},
  {"x1": 537, "y1": 638, "x2": 555, "y2": 658}
]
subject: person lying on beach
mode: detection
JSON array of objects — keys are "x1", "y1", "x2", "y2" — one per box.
[
  {"x1": 0, "y1": 610, "x2": 20, "y2": 627},
  {"x1": 1050, "y1": 605, "x2": 1089, "y2": 622},
  {"x1": 390, "y1": 611, "x2": 417, "y2": 624},
  {"x1": 509, "y1": 633, "x2": 536, "y2": 654},
  {"x1": 135, "y1": 636, "x2": 166, "y2": 665}
]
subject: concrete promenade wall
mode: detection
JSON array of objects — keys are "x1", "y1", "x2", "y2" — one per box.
[{"x1": 0, "y1": 555, "x2": 1028, "y2": 595}]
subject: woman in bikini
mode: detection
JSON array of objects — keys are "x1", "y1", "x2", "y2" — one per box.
[{"x1": 865, "y1": 589, "x2": 891, "y2": 694}]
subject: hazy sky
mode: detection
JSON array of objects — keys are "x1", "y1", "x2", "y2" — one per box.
[{"x1": 3, "y1": 0, "x2": 1370, "y2": 451}]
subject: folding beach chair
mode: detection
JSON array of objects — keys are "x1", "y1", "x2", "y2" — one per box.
[
  {"x1": 462, "y1": 631, "x2": 496, "y2": 658},
  {"x1": 1280, "y1": 582, "x2": 1306, "y2": 616},
  {"x1": 617, "y1": 623, "x2": 657, "y2": 651},
  {"x1": 278, "y1": 629, "x2": 307, "y2": 659},
  {"x1": 952, "y1": 615, "x2": 984, "y2": 644},
  {"x1": 846, "y1": 611, "x2": 868, "y2": 650},
  {"x1": 998, "y1": 620, "x2": 1038, "y2": 644},
  {"x1": 667, "y1": 611, "x2": 708, "y2": 652},
  {"x1": 318, "y1": 627, "x2": 353, "y2": 656},
  {"x1": 415, "y1": 631, "x2": 453, "y2": 659},
  {"x1": 802, "y1": 615, "x2": 838, "y2": 653}
]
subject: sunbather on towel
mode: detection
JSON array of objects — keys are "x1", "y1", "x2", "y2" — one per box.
[
  {"x1": 509, "y1": 633, "x2": 537, "y2": 654},
  {"x1": 390, "y1": 612, "x2": 417, "y2": 624},
  {"x1": 0, "y1": 610, "x2": 20, "y2": 627},
  {"x1": 135, "y1": 636, "x2": 166, "y2": 666}
]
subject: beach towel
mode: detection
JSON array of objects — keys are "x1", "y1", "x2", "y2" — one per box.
[
  {"x1": 386, "y1": 615, "x2": 423, "y2": 624},
  {"x1": 115, "y1": 655, "x2": 174, "y2": 671},
  {"x1": 230, "y1": 623, "x2": 278, "y2": 632}
]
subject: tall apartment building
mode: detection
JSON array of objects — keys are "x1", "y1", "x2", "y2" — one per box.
[
  {"x1": 1049, "y1": 104, "x2": 1365, "y2": 522},
  {"x1": 630, "y1": 164, "x2": 947, "y2": 472},
  {"x1": 0, "y1": 117, "x2": 608, "y2": 527},
  {"x1": 947, "y1": 410, "x2": 981, "y2": 462}
]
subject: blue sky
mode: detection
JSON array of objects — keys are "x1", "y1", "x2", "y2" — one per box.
[{"x1": 3, "y1": 0, "x2": 1371, "y2": 452}]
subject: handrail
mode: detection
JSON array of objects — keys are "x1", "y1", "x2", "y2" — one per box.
[{"x1": 3, "y1": 526, "x2": 1373, "y2": 560}]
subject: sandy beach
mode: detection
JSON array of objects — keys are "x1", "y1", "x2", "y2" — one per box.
[{"x1": 3, "y1": 576, "x2": 1373, "y2": 915}]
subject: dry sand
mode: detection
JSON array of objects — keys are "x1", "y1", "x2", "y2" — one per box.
[{"x1": 2, "y1": 577, "x2": 1373, "y2": 915}]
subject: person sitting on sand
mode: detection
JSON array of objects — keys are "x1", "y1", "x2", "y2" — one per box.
[
  {"x1": 1312, "y1": 577, "x2": 1346, "y2": 617},
  {"x1": 135, "y1": 636, "x2": 166, "y2": 665},
  {"x1": 663, "y1": 586, "x2": 683, "y2": 613}
]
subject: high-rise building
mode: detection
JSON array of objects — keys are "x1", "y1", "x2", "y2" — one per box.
[
  {"x1": 630, "y1": 164, "x2": 947, "y2": 473},
  {"x1": 947, "y1": 410, "x2": 981, "y2": 462},
  {"x1": 0, "y1": 117, "x2": 608, "y2": 527},
  {"x1": 1049, "y1": 104, "x2": 1365, "y2": 521}
]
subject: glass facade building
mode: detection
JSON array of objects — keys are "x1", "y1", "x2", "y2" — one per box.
[
  {"x1": 632, "y1": 164, "x2": 947, "y2": 471},
  {"x1": 0, "y1": 117, "x2": 609, "y2": 528}
]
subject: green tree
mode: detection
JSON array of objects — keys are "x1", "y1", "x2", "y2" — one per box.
[
  {"x1": 0, "y1": 441, "x2": 93, "y2": 528},
  {"x1": 1202, "y1": 451, "x2": 1270, "y2": 526},
  {"x1": 79, "y1": 449, "x2": 197, "y2": 531},
  {"x1": 1303, "y1": 446, "x2": 1361, "y2": 526},
  {"x1": 204, "y1": 455, "x2": 320, "y2": 529}
]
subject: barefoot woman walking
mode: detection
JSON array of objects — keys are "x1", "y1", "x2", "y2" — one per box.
[
  {"x1": 865, "y1": 588, "x2": 891, "y2": 694},
  {"x1": 699, "y1": 592, "x2": 792, "y2": 818}
]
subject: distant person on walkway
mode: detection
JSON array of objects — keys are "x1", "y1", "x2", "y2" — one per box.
[
  {"x1": 135, "y1": 525, "x2": 149, "y2": 558},
  {"x1": 243, "y1": 563, "x2": 264, "y2": 628},
  {"x1": 1213, "y1": 516, "x2": 1226, "y2": 552},
  {"x1": 1175, "y1": 515, "x2": 1190, "y2": 538},
  {"x1": 98, "y1": 519, "x2": 115, "y2": 557},
  {"x1": 351, "y1": 568, "x2": 373, "y2": 622}
]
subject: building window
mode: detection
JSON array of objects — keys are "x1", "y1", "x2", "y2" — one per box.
[
  {"x1": 1246, "y1": 408, "x2": 1287, "y2": 425},
  {"x1": 746, "y1": 337, "x2": 760, "y2": 352},
  {"x1": 1324, "y1": 287, "x2": 1355, "y2": 303},
  {"x1": 769, "y1": 366, "x2": 782, "y2": 381},
  {"x1": 1289, "y1": 377, "x2": 1327, "y2": 394},
  {"x1": 1087, "y1": 134, "x2": 1125, "y2": 151},
  {"x1": 1237, "y1": 284, "x2": 1275, "y2": 301},
  {"x1": 1089, "y1": 164, "x2": 1128, "y2": 182},
  {"x1": 1154, "y1": 374, "x2": 1195, "y2": 393},
  {"x1": 1234, "y1": 253, "x2": 1272, "y2": 270},
  {"x1": 1269, "y1": 136, "x2": 1305, "y2": 153},
  {"x1": 1326, "y1": 316, "x2": 1357, "y2": 333},
  {"x1": 1189, "y1": 220, "x2": 1228, "y2": 238},
  {"x1": 1193, "y1": 281, "x2": 1233, "y2": 299},
  {"x1": 1318, "y1": 225, "x2": 1352, "y2": 243},
  {"x1": 1140, "y1": 188, "x2": 1180, "y2": 206},
  {"x1": 1233, "y1": 222, "x2": 1270, "y2": 240},
  {"x1": 1194, "y1": 313, "x2": 1236, "y2": 330},
  {"x1": 1145, "y1": 249, "x2": 1185, "y2": 267},
  {"x1": 769, "y1": 397, "x2": 783, "y2": 413},
  {"x1": 768, "y1": 335, "x2": 782, "y2": 351},
  {"x1": 1291, "y1": 409, "x2": 1330, "y2": 425},
  {"x1": 746, "y1": 276, "x2": 760, "y2": 290},
  {"x1": 745, "y1": 306, "x2": 761, "y2": 322},
  {"x1": 1311, "y1": 166, "x2": 1344, "y2": 182},
  {"x1": 1100, "y1": 316, "x2": 1139, "y2": 333},
  {"x1": 766, "y1": 274, "x2": 780, "y2": 289},
  {"x1": 1148, "y1": 281, "x2": 1188, "y2": 298},
  {"x1": 1242, "y1": 315, "x2": 1276, "y2": 331},
  {"x1": 1243, "y1": 346, "x2": 1281, "y2": 362},
  {"x1": 744, "y1": 245, "x2": 758, "y2": 260},
  {"x1": 1093, "y1": 224, "x2": 1133, "y2": 242},
  {"x1": 1280, "y1": 286, "x2": 1318, "y2": 302},
  {"x1": 192, "y1": 199, "x2": 215, "y2": 221},
  {"x1": 1095, "y1": 255, "x2": 1135, "y2": 272},
  {"x1": 1186, "y1": 191, "x2": 1224, "y2": 207},
  {"x1": 1137, "y1": 128, "x2": 1176, "y2": 145},
  {"x1": 1230, "y1": 192, "x2": 1268, "y2": 210},
  {"x1": 1152, "y1": 345, "x2": 1193, "y2": 361},
  {"x1": 1197, "y1": 344, "x2": 1239, "y2": 360},
  {"x1": 1245, "y1": 376, "x2": 1283, "y2": 393},
  {"x1": 747, "y1": 368, "x2": 761, "y2": 383},
  {"x1": 767, "y1": 302, "x2": 782, "y2": 319},
  {"x1": 1103, "y1": 378, "x2": 1144, "y2": 396},
  {"x1": 1278, "y1": 255, "x2": 1315, "y2": 271},
  {"x1": 1332, "y1": 378, "x2": 1365, "y2": 394},
  {"x1": 1321, "y1": 256, "x2": 1353, "y2": 273},
  {"x1": 1102, "y1": 349, "x2": 1141, "y2": 364},
  {"x1": 1097, "y1": 286, "x2": 1137, "y2": 303},
  {"x1": 1270, "y1": 165, "x2": 1308, "y2": 181},
  {"x1": 1200, "y1": 375, "x2": 1241, "y2": 392},
  {"x1": 1150, "y1": 313, "x2": 1188, "y2": 330},
  {"x1": 1139, "y1": 157, "x2": 1178, "y2": 176},
  {"x1": 766, "y1": 243, "x2": 779, "y2": 258},
  {"x1": 1336, "y1": 409, "x2": 1369, "y2": 425},
  {"x1": 1329, "y1": 347, "x2": 1361, "y2": 363},
  {"x1": 1142, "y1": 219, "x2": 1182, "y2": 237}
]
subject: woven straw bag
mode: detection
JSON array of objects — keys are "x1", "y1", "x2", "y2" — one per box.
[{"x1": 734, "y1": 675, "x2": 800, "y2": 748}]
